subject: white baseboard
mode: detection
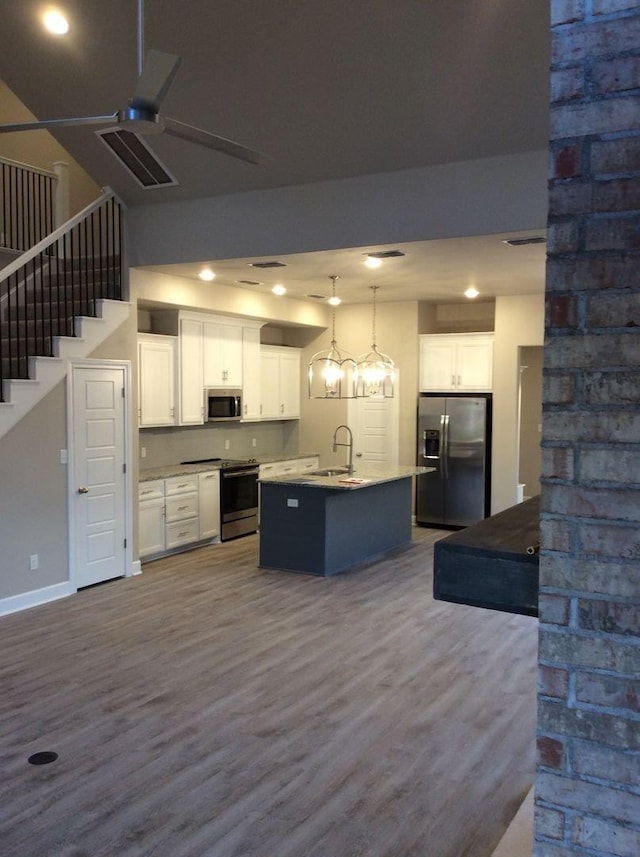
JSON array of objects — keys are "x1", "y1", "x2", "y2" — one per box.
[
  {"x1": 130, "y1": 560, "x2": 142, "y2": 576},
  {"x1": 0, "y1": 581, "x2": 74, "y2": 617}
]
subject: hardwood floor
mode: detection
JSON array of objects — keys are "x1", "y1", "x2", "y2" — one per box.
[{"x1": 0, "y1": 528, "x2": 538, "y2": 857}]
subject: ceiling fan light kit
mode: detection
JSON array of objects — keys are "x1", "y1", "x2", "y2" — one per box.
[{"x1": 0, "y1": 0, "x2": 262, "y2": 187}]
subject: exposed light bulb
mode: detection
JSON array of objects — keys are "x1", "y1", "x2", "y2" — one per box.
[
  {"x1": 328, "y1": 295, "x2": 341, "y2": 306},
  {"x1": 198, "y1": 268, "x2": 215, "y2": 282},
  {"x1": 364, "y1": 256, "x2": 382, "y2": 269},
  {"x1": 43, "y1": 9, "x2": 69, "y2": 34},
  {"x1": 464, "y1": 286, "x2": 479, "y2": 299},
  {"x1": 272, "y1": 284, "x2": 286, "y2": 296}
]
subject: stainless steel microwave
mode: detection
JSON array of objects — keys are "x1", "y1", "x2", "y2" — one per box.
[{"x1": 204, "y1": 389, "x2": 242, "y2": 421}]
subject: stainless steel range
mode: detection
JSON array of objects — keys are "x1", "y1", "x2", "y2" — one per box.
[{"x1": 180, "y1": 458, "x2": 259, "y2": 541}]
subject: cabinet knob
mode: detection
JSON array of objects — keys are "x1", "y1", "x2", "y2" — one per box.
[{"x1": 77, "y1": 486, "x2": 89, "y2": 495}]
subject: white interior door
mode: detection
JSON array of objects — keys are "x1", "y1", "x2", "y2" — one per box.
[
  {"x1": 348, "y1": 381, "x2": 400, "y2": 467},
  {"x1": 70, "y1": 363, "x2": 128, "y2": 588}
]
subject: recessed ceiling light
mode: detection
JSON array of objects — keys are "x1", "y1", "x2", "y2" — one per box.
[
  {"x1": 43, "y1": 9, "x2": 69, "y2": 35},
  {"x1": 464, "y1": 286, "x2": 479, "y2": 299},
  {"x1": 198, "y1": 268, "x2": 215, "y2": 281},
  {"x1": 328, "y1": 295, "x2": 341, "y2": 306},
  {"x1": 364, "y1": 256, "x2": 382, "y2": 269},
  {"x1": 272, "y1": 284, "x2": 286, "y2": 296}
]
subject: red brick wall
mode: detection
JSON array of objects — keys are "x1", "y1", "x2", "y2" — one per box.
[{"x1": 536, "y1": 2, "x2": 640, "y2": 854}]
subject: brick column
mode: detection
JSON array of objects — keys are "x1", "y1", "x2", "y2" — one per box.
[{"x1": 535, "y1": 2, "x2": 640, "y2": 855}]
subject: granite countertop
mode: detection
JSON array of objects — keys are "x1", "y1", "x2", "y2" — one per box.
[
  {"x1": 259, "y1": 464, "x2": 433, "y2": 490},
  {"x1": 139, "y1": 453, "x2": 319, "y2": 483}
]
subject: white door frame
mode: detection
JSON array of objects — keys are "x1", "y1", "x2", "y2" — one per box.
[{"x1": 67, "y1": 358, "x2": 134, "y2": 589}]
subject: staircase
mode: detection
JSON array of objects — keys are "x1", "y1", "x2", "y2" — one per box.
[{"x1": 0, "y1": 189, "x2": 131, "y2": 439}]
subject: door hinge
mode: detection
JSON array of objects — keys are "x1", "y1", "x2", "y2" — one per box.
[
  {"x1": 123, "y1": 463, "x2": 127, "y2": 473},
  {"x1": 121, "y1": 387, "x2": 125, "y2": 398},
  {"x1": 124, "y1": 538, "x2": 127, "y2": 549}
]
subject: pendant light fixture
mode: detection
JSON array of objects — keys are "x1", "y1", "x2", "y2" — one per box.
[
  {"x1": 308, "y1": 275, "x2": 356, "y2": 399},
  {"x1": 356, "y1": 285, "x2": 396, "y2": 397}
]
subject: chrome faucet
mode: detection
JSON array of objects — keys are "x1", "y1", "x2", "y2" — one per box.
[{"x1": 332, "y1": 424, "x2": 354, "y2": 474}]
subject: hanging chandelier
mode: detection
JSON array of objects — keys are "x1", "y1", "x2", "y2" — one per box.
[
  {"x1": 308, "y1": 275, "x2": 357, "y2": 399},
  {"x1": 355, "y1": 285, "x2": 396, "y2": 398}
]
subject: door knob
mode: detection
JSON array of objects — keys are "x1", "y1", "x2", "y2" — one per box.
[
  {"x1": 77, "y1": 486, "x2": 89, "y2": 494},
  {"x1": 356, "y1": 452, "x2": 362, "y2": 457}
]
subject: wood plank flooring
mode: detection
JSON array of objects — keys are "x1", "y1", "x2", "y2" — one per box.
[{"x1": 0, "y1": 528, "x2": 538, "y2": 857}]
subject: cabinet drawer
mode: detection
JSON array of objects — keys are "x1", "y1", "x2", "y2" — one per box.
[
  {"x1": 138, "y1": 481, "x2": 164, "y2": 501},
  {"x1": 296, "y1": 457, "x2": 319, "y2": 472},
  {"x1": 165, "y1": 475, "x2": 199, "y2": 495},
  {"x1": 259, "y1": 463, "x2": 279, "y2": 478},
  {"x1": 276, "y1": 461, "x2": 298, "y2": 476},
  {"x1": 165, "y1": 492, "x2": 199, "y2": 522},
  {"x1": 165, "y1": 517, "x2": 200, "y2": 550}
]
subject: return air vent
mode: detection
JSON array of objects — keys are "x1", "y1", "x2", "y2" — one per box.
[
  {"x1": 367, "y1": 250, "x2": 405, "y2": 258},
  {"x1": 502, "y1": 237, "x2": 546, "y2": 247},
  {"x1": 249, "y1": 261, "x2": 288, "y2": 269},
  {"x1": 96, "y1": 128, "x2": 178, "y2": 189}
]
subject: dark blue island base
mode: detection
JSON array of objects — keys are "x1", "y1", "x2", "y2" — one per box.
[{"x1": 259, "y1": 476, "x2": 413, "y2": 576}]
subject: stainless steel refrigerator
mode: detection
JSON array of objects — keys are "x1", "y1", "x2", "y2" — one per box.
[{"x1": 416, "y1": 394, "x2": 491, "y2": 528}]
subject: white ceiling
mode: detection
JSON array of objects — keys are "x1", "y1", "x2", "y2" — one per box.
[
  {"x1": 0, "y1": 0, "x2": 551, "y2": 305},
  {"x1": 141, "y1": 230, "x2": 547, "y2": 305}
]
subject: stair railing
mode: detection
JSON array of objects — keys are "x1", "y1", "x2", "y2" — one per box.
[
  {"x1": 0, "y1": 156, "x2": 57, "y2": 252},
  {"x1": 0, "y1": 188, "x2": 125, "y2": 396}
]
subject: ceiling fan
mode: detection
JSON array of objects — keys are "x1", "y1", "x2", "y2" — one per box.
[{"x1": 0, "y1": 0, "x2": 261, "y2": 187}]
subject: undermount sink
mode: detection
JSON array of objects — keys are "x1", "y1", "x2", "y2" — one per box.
[{"x1": 309, "y1": 467, "x2": 352, "y2": 477}]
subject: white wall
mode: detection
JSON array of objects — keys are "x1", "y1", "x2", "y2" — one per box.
[
  {"x1": 492, "y1": 294, "x2": 545, "y2": 513},
  {"x1": 128, "y1": 150, "x2": 548, "y2": 267},
  {"x1": 0, "y1": 81, "x2": 100, "y2": 217}
]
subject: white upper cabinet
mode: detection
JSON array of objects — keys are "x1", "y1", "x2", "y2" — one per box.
[
  {"x1": 242, "y1": 326, "x2": 262, "y2": 420},
  {"x1": 137, "y1": 334, "x2": 176, "y2": 427},
  {"x1": 260, "y1": 345, "x2": 301, "y2": 419},
  {"x1": 203, "y1": 321, "x2": 243, "y2": 388},
  {"x1": 419, "y1": 333, "x2": 494, "y2": 392},
  {"x1": 178, "y1": 317, "x2": 205, "y2": 424}
]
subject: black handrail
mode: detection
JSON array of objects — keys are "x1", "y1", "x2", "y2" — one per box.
[{"x1": 0, "y1": 193, "x2": 124, "y2": 399}]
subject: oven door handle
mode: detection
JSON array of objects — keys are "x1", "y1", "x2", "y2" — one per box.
[{"x1": 222, "y1": 469, "x2": 260, "y2": 479}]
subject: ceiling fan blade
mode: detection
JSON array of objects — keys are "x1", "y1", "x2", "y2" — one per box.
[
  {"x1": 131, "y1": 50, "x2": 182, "y2": 111},
  {"x1": 163, "y1": 116, "x2": 261, "y2": 165},
  {"x1": 0, "y1": 114, "x2": 118, "y2": 134}
]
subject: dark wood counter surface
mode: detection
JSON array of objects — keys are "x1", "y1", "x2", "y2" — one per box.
[{"x1": 433, "y1": 495, "x2": 540, "y2": 617}]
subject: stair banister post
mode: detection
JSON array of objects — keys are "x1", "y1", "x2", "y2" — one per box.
[{"x1": 53, "y1": 161, "x2": 69, "y2": 229}]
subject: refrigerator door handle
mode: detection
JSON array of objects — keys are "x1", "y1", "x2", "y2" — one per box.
[{"x1": 442, "y1": 414, "x2": 450, "y2": 478}]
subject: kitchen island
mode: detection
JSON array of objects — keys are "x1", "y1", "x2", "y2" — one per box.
[{"x1": 259, "y1": 465, "x2": 430, "y2": 576}]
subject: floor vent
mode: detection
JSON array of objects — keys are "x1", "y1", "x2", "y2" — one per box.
[{"x1": 96, "y1": 128, "x2": 178, "y2": 189}]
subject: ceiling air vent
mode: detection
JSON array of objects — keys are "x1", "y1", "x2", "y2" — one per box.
[
  {"x1": 96, "y1": 128, "x2": 178, "y2": 189},
  {"x1": 236, "y1": 279, "x2": 263, "y2": 286},
  {"x1": 502, "y1": 237, "x2": 546, "y2": 247},
  {"x1": 367, "y1": 250, "x2": 405, "y2": 258},
  {"x1": 306, "y1": 294, "x2": 326, "y2": 300},
  {"x1": 249, "y1": 261, "x2": 288, "y2": 268}
]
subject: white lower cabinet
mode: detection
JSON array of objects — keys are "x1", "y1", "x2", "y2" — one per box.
[
  {"x1": 139, "y1": 471, "x2": 220, "y2": 560},
  {"x1": 198, "y1": 470, "x2": 220, "y2": 540},
  {"x1": 138, "y1": 481, "x2": 165, "y2": 558}
]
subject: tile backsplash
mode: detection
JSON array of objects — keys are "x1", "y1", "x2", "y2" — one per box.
[{"x1": 139, "y1": 421, "x2": 299, "y2": 469}]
